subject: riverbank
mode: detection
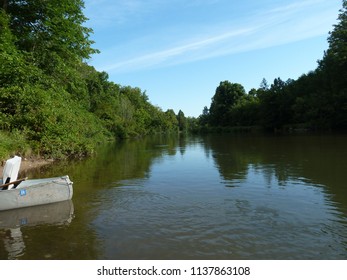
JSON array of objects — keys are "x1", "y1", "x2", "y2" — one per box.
[{"x1": 0, "y1": 157, "x2": 53, "y2": 177}]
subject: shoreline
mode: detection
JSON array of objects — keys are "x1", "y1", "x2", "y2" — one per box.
[{"x1": 0, "y1": 157, "x2": 54, "y2": 176}]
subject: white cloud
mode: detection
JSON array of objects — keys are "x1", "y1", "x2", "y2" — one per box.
[
  {"x1": 84, "y1": 0, "x2": 156, "y2": 26},
  {"x1": 100, "y1": 27, "x2": 256, "y2": 72},
  {"x1": 89, "y1": 0, "x2": 339, "y2": 73}
]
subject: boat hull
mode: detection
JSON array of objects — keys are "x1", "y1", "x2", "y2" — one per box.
[{"x1": 0, "y1": 176, "x2": 73, "y2": 211}]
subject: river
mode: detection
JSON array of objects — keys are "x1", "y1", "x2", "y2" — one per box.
[{"x1": 1, "y1": 133, "x2": 347, "y2": 259}]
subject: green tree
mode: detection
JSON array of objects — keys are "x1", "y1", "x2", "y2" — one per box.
[
  {"x1": 318, "y1": 0, "x2": 347, "y2": 128},
  {"x1": 209, "y1": 81, "x2": 246, "y2": 126},
  {"x1": 198, "y1": 106, "x2": 210, "y2": 127},
  {"x1": 230, "y1": 94, "x2": 260, "y2": 127},
  {"x1": 6, "y1": 0, "x2": 97, "y2": 60},
  {"x1": 164, "y1": 109, "x2": 179, "y2": 130},
  {"x1": 196, "y1": 1, "x2": 347, "y2": 132},
  {"x1": 202, "y1": 106, "x2": 209, "y2": 116},
  {"x1": 4, "y1": 0, "x2": 98, "y2": 94},
  {"x1": 0, "y1": 9, "x2": 21, "y2": 87},
  {"x1": 177, "y1": 110, "x2": 187, "y2": 132},
  {"x1": 258, "y1": 78, "x2": 295, "y2": 130},
  {"x1": 1, "y1": 0, "x2": 185, "y2": 159},
  {"x1": 327, "y1": 0, "x2": 347, "y2": 67},
  {"x1": 0, "y1": 9, "x2": 42, "y2": 123},
  {"x1": 259, "y1": 78, "x2": 269, "y2": 90}
]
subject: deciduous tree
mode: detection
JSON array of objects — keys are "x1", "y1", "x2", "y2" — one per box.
[{"x1": 209, "y1": 81, "x2": 245, "y2": 126}]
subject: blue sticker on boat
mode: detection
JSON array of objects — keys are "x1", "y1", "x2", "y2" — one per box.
[{"x1": 19, "y1": 189, "x2": 26, "y2": 196}]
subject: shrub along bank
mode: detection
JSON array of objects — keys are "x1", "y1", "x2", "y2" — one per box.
[{"x1": 0, "y1": 2, "x2": 182, "y2": 160}]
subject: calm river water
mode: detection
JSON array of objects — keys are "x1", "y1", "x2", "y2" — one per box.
[{"x1": 1, "y1": 134, "x2": 347, "y2": 259}]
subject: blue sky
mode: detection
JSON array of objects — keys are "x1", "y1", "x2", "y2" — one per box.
[{"x1": 83, "y1": 0, "x2": 341, "y2": 117}]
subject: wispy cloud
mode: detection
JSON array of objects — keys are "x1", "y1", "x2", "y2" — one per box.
[
  {"x1": 85, "y1": 0, "x2": 157, "y2": 26},
  {"x1": 100, "y1": 27, "x2": 256, "y2": 72},
  {"x1": 87, "y1": 0, "x2": 339, "y2": 73}
]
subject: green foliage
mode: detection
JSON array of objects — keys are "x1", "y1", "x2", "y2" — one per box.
[
  {"x1": 7, "y1": 0, "x2": 98, "y2": 61},
  {"x1": 177, "y1": 110, "x2": 187, "y2": 132},
  {"x1": 327, "y1": 0, "x2": 347, "y2": 66},
  {"x1": 164, "y1": 109, "x2": 179, "y2": 131},
  {"x1": 209, "y1": 81, "x2": 246, "y2": 126},
  {"x1": 0, "y1": 130, "x2": 31, "y2": 159},
  {"x1": 0, "y1": 2, "x2": 180, "y2": 160},
  {"x1": 317, "y1": 0, "x2": 347, "y2": 129},
  {"x1": 198, "y1": 1, "x2": 347, "y2": 132}
]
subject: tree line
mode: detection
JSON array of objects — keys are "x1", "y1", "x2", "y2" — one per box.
[
  {"x1": 195, "y1": 0, "x2": 347, "y2": 133},
  {"x1": 1, "y1": 0, "x2": 345, "y2": 159},
  {"x1": 0, "y1": 0, "x2": 184, "y2": 159}
]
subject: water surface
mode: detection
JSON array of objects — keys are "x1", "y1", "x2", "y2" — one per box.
[{"x1": 1, "y1": 134, "x2": 347, "y2": 259}]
